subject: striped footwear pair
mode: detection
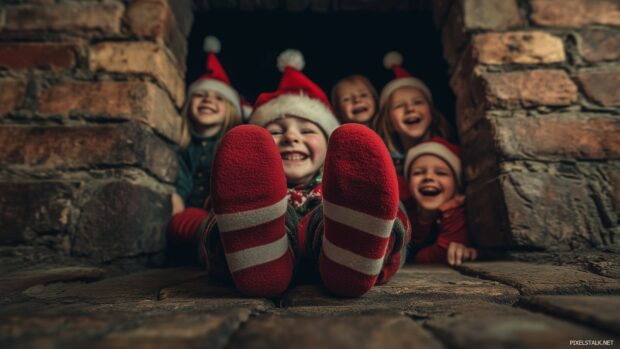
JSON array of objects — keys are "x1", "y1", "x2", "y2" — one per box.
[{"x1": 211, "y1": 124, "x2": 398, "y2": 298}]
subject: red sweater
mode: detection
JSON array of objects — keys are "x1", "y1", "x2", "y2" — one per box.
[{"x1": 404, "y1": 197, "x2": 469, "y2": 264}]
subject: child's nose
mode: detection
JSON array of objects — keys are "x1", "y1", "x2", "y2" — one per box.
[{"x1": 282, "y1": 130, "x2": 301, "y2": 143}]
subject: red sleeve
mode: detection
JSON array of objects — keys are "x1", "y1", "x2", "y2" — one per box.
[{"x1": 413, "y1": 203, "x2": 469, "y2": 264}]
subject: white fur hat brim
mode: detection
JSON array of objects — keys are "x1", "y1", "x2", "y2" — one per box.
[
  {"x1": 188, "y1": 79, "x2": 241, "y2": 116},
  {"x1": 380, "y1": 77, "x2": 433, "y2": 106},
  {"x1": 250, "y1": 93, "x2": 340, "y2": 137},
  {"x1": 404, "y1": 142, "x2": 461, "y2": 186}
]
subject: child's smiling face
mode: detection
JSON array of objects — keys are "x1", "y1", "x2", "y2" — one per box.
[
  {"x1": 389, "y1": 86, "x2": 432, "y2": 142},
  {"x1": 408, "y1": 154, "x2": 456, "y2": 212},
  {"x1": 190, "y1": 89, "x2": 227, "y2": 136},
  {"x1": 337, "y1": 81, "x2": 376, "y2": 123},
  {"x1": 266, "y1": 116, "x2": 327, "y2": 186}
]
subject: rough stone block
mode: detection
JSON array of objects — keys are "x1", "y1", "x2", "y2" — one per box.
[
  {"x1": 0, "y1": 124, "x2": 177, "y2": 183},
  {"x1": 38, "y1": 81, "x2": 182, "y2": 144},
  {"x1": 441, "y1": 3, "x2": 468, "y2": 68},
  {"x1": 579, "y1": 29, "x2": 620, "y2": 63},
  {"x1": 0, "y1": 42, "x2": 80, "y2": 71},
  {"x1": 456, "y1": 262, "x2": 620, "y2": 295},
  {"x1": 578, "y1": 70, "x2": 620, "y2": 107},
  {"x1": 0, "y1": 267, "x2": 105, "y2": 296},
  {"x1": 608, "y1": 169, "x2": 620, "y2": 217},
  {"x1": 483, "y1": 69, "x2": 577, "y2": 108},
  {"x1": 472, "y1": 31, "x2": 565, "y2": 65},
  {"x1": 0, "y1": 78, "x2": 26, "y2": 115},
  {"x1": 3, "y1": 3, "x2": 123, "y2": 34},
  {"x1": 72, "y1": 181, "x2": 171, "y2": 263},
  {"x1": 462, "y1": 0, "x2": 524, "y2": 31},
  {"x1": 88, "y1": 41, "x2": 185, "y2": 107},
  {"x1": 531, "y1": 0, "x2": 620, "y2": 27}
]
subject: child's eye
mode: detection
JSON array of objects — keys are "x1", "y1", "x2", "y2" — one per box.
[
  {"x1": 411, "y1": 169, "x2": 423, "y2": 176},
  {"x1": 360, "y1": 93, "x2": 368, "y2": 98},
  {"x1": 216, "y1": 95, "x2": 224, "y2": 101},
  {"x1": 269, "y1": 130, "x2": 283, "y2": 135},
  {"x1": 342, "y1": 97, "x2": 350, "y2": 103},
  {"x1": 413, "y1": 99, "x2": 426, "y2": 105},
  {"x1": 301, "y1": 129, "x2": 316, "y2": 134}
]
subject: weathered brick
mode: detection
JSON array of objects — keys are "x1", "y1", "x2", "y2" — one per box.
[
  {"x1": 3, "y1": 3, "x2": 123, "y2": 35},
  {"x1": 89, "y1": 42, "x2": 184, "y2": 107},
  {"x1": 38, "y1": 81, "x2": 182, "y2": 144},
  {"x1": 579, "y1": 29, "x2": 620, "y2": 63},
  {"x1": 125, "y1": 0, "x2": 187, "y2": 71},
  {"x1": 0, "y1": 78, "x2": 26, "y2": 115},
  {"x1": 462, "y1": 0, "x2": 524, "y2": 31},
  {"x1": 441, "y1": 3, "x2": 468, "y2": 68},
  {"x1": 0, "y1": 181, "x2": 81, "y2": 244},
  {"x1": 72, "y1": 181, "x2": 169, "y2": 263},
  {"x1": 0, "y1": 124, "x2": 177, "y2": 183},
  {"x1": 531, "y1": 0, "x2": 620, "y2": 27},
  {"x1": 0, "y1": 43, "x2": 79, "y2": 71},
  {"x1": 468, "y1": 171, "x2": 608, "y2": 249},
  {"x1": 577, "y1": 70, "x2": 620, "y2": 107},
  {"x1": 483, "y1": 69, "x2": 577, "y2": 108},
  {"x1": 472, "y1": 31, "x2": 565, "y2": 65},
  {"x1": 607, "y1": 169, "x2": 620, "y2": 217}
]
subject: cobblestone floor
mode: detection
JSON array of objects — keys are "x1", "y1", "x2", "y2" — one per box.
[{"x1": 1, "y1": 254, "x2": 619, "y2": 349}]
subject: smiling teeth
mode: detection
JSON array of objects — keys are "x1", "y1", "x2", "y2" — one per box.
[{"x1": 282, "y1": 153, "x2": 307, "y2": 160}]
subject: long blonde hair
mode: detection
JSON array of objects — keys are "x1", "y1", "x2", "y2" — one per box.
[
  {"x1": 371, "y1": 88, "x2": 453, "y2": 155},
  {"x1": 179, "y1": 93, "x2": 242, "y2": 148},
  {"x1": 330, "y1": 74, "x2": 378, "y2": 124}
]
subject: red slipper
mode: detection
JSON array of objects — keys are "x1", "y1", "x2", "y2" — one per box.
[
  {"x1": 211, "y1": 125, "x2": 294, "y2": 297},
  {"x1": 320, "y1": 124, "x2": 399, "y2": 297}
]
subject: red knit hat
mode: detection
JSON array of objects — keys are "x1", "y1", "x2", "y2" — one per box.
[
  {"x1": 250, "y1": 50, "x2": 340, "y2": 137},
  {"x1": 380, "y1": 51, "x2": 433, "y2": 107},
  {"x1": 187, "y1": 36, "x2": 241, "y2": 115},
  {"x1": 404, "y1": 137, "x2": 461, "y2": 186}
]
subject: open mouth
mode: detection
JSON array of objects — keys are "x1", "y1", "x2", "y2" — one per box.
[
  {"x1": 281, "y1": 151, "x2": 309, "y2": 161},
  {"x1": 198, "y1": 105, "x2": 217, "y2": 114},
  {"x1": 404, "y1": 115, "x2": 422, "y2": 125},
  {"x1": 418, "y1": 186, "x2": 441, "y2": 197},
  {"x1": 352, "y1": 106, "x2": 369, "y2": 116}
]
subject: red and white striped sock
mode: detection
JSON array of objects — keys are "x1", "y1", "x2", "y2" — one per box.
[
  {"x1": 320, "y1": 124, "x2": 399, "y2": 297},
  {"x1": 211, "y1": 125, "x2": 294, "y2": 297}
]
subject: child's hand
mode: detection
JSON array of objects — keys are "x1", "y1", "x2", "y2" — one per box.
[
  {"x1": 439, "y1": 194, "x2": 465, "y2": 212},
  {"x1": 171, "y1": 192, "x2": 185, "y2": 216},
  {"x1": 447, "y1": 242, "x2": 477, "y2": 266}
]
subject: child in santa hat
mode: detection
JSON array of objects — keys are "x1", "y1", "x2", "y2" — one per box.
[
  {"x1": 197, "y1": 49, "x2": 411, "y2": 298},
  {"x1": 372, "y1": 51, "x2": 454, "y2": 201},
  {"x1": 330, "y1": 74, "x2": 378, "y2": 125},
  {"x1": 168, "y1": 36, "x2": 242, "y2": 245},
  {"x1": 403, "y1": 137, "x2": 477, "y2": 266}
]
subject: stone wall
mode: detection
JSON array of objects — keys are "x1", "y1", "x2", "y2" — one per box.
[
  {"x1": 0, "y1": 0, "x2": 194, "y2": 267},
  {"x1": 437, "y1": 0, "x2": 620, "y2": 251}
]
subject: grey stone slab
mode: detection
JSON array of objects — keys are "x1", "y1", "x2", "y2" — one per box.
[
  {"x1": 424, "y1": 301, "x2": 617, "y2": 349},
  {"x1": 522, "y1": 295, "x2": 620, "y2": 335},
  {"x1": 509, "y1": 250, "x2": 620, "y2": 279},
  {"x1": 456, "y1": 262, "x2": 620, "y2": 295},
  {"x1": 226, "y1": 313, "x2": 444, "y2": 349},
  {"x1": 282, "y1": 265, "x2": 519, "y2": 312},
  {"x1": 0, "y1": 266, "x2": 105, "y2": 296}
]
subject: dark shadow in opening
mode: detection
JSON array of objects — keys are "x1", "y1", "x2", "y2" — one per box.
[{"x1": 187, "y1": 10, "x2": 456, "y2": 135}]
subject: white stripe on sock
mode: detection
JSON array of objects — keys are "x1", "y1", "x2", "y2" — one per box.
[
  {"x1": 323, "y1": 199, "x2": 395, "y2": 238},
  {"x1": 225, "y1": 234, "x2": 290, "y2": 273},
  {"x1": 322, "y1": 237, "x2": 384, "y2": 276},
  {"x1": 216, "y1": 196, "x2": 288, "y2": 233}
]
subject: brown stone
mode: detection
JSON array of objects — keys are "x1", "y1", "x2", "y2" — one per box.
[
  {"x1": 89, "y1": 42, "x2": 185, "y2": 107},
  {"x1": 424, "y1": 300, "x2": 613, "y2": 349},
  {"x1": 579, "y1": 29, "x2": 620, "y2": 63},
  {"x1": 441, "y1": 2, "x2": 468, "y2": 68},
  {"x1": 227, "y1": 313, "x2": 443, "y2": 349},
  {"x1": 38, "y1": 81, "x2": 182, "y2": 144},
  {"x1": 0, "y1": 124, "x2": 177, "y2": 183},
  {"x1": 456, "y1": 262, "x2": 620, "y2": 295},
  {"x1": 608, "y1": 169, "x2": 620, "y2": 217},
  {"x1": 578, "y1": 70, "x2": 620, "y2": 107},
  {"x1": 531, "y1": 0, "x2": 620, "y2": 27},
  {"x1": 0, "y1": 78, "x2": 26, "y2": 115},
  {"x1": 523, "y1": 295, "x2": 620, "y2": 334},
  {"x1": 483, "y1": 69, "x2": 577, "y2": 108},
  {"x1": 3, "y1": 3, "x2": 123, "y2": 34},
  {"x1": 0, "y1": 267, "x2": 105, "y2": 296},
  {"x1": 0, "y1": 42, "x2": 80, "y2": 71},
  {"x1": 472, "y1": 31, "x2": 565, "y2": 65},
  {"x1": 0, "y1": 181, "x2": 82, "y2": 244},
  {"x1": 462, "y1": 0, "x2": 524, "y2": 31}
]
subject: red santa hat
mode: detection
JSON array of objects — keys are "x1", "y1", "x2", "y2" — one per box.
[
  {"x1": 250, "y1": 49, "x2": 340, "y2": 137},
  {"x1": 380, "y1": 51, "x2": 433, "y2": 106},
  {"x1": 404, "y1": 137, "x2": 461, "y2": 187},
  {"x1": 187, "y1": 36, "x2": 241, "y2": 115}
]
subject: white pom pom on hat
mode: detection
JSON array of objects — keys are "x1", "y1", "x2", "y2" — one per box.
[
  {"x1": 203, "y1": 36, "x2": 221, "y2": 53},
  {"x1": 383, "y1": 51, "x2": 403, "y2": 69},
  {"x1": 277, "y1": 49, "x2": 305, "y2": 72}
]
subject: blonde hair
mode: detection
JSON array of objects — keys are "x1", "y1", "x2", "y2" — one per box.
[
  {"x1": 179, "y1": 93, "x2": 242, "y2": 148},
  {"x1": 330, "y1": 74, "x2": 378, "y2": 124},
  {"x1": 372, "y1": 87, "x2": 453, "y2": 155}
]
